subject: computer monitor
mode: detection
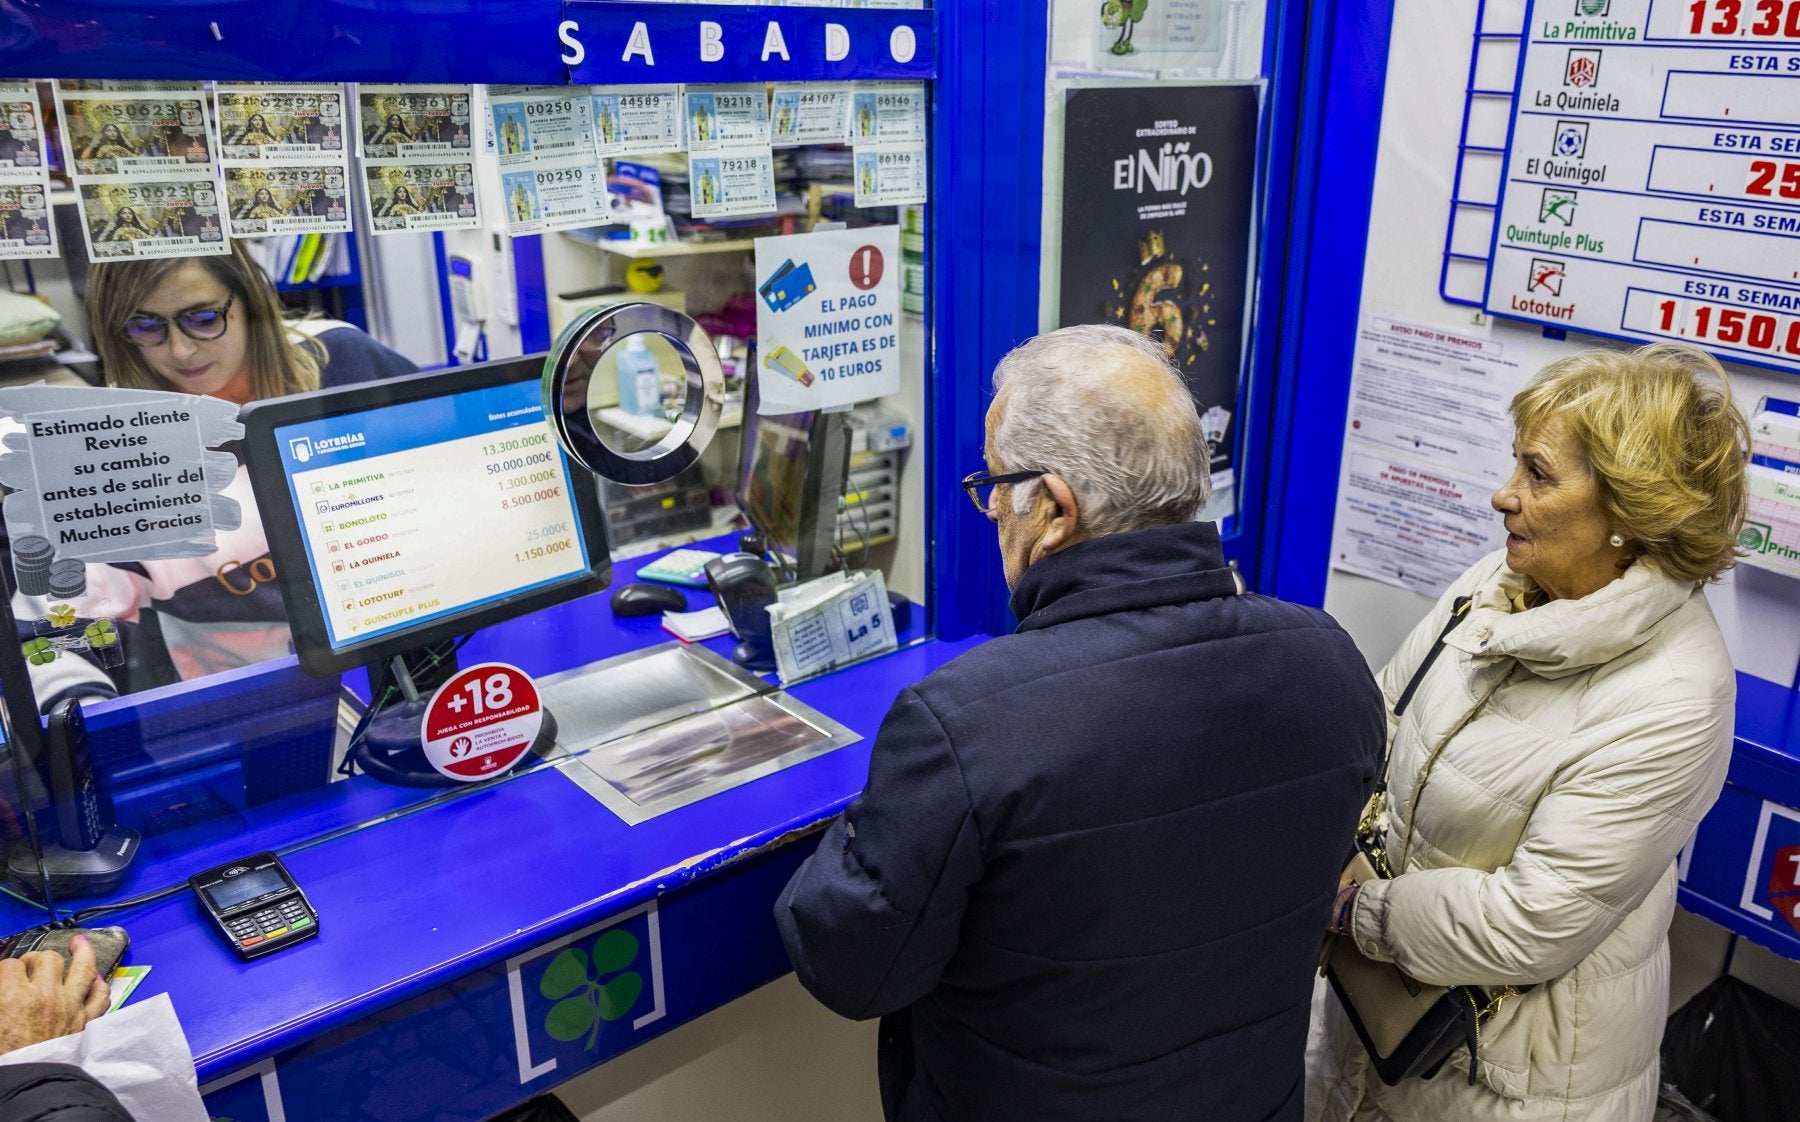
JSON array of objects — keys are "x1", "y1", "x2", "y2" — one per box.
[
  {"x1": 736, "y1": 375, "x2": 851, "y2": 583},
  {"x1": 241, "y1": 355, "x2": 612, "y2": 678}
]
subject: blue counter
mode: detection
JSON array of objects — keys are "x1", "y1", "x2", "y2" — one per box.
[
  {"x1": 1679, "y1": 672, "x2": 1800, "y2": 961},
  {"x1": 13, "y1": 541, "x2": 974, "y2": 1121}
]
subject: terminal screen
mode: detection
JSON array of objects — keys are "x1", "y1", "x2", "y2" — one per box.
[
  {"x1": 203, "y1": 866, "x2": 287, "y2": 910},
  {"x1": 268, "y1": 378, "x2": 591, "y2": 652}
]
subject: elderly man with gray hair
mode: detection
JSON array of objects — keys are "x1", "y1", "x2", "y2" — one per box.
[{"x1": 776, "y1": 324, "x2": 1384, "y2": 1121}]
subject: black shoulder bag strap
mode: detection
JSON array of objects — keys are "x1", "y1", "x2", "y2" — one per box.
[
  {"x1": 1393, "y1": 595, "x2": 1474, "y2": 718},
  {"x1": 1361, "y1": 594, "x2": 1474, "y2": 855}
]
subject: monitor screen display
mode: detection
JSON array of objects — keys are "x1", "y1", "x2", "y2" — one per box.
[
  {"x1": 243, "y1": 357, "x2": 610, "y2": 676},
  {"x1": 736, "y1": 401, "x2": 849, "y2": 582}
]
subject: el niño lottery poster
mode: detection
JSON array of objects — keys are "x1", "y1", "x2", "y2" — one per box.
[{"x1": 1057, "y1": 84, "x2": 1258, "y2": 486}]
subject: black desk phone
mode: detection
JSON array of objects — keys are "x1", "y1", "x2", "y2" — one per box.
[{"x1": 189, "y1": 853, "x2": 318, "y2": 959}]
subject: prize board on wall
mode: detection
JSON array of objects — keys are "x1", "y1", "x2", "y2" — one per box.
[{"x1": 1484, "y1": 0, "x2": 1800, "y2": 375}]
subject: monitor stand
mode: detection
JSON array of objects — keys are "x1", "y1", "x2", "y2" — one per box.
[{"x1": 347, "y1": 654, "x2": 559, "y2": 787}]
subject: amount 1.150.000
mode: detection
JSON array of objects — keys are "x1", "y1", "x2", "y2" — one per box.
[
  {"x1": 1658, "y1": 299, "x2": 1800, "y2": 355},
  {"x1": 516, "y1": 539, "x2": 574, "y2": 564}
]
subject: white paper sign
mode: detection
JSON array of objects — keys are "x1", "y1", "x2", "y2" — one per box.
[
  {"x1": 1345, "y1": 315, "x2": 1524, "y2": 486},
  {"x1": 1332, "y1": 450, "x2": 1503, "y2": 598},
  {"x1": 1329, "y1": 313, "x2": 1529, "y2": 598},
  {"x1": 0, "y1": 385, "x2": 243, "y2": 564},
  {"x1": 754, "y1": 225, "x2": 903, "y2": 413}
]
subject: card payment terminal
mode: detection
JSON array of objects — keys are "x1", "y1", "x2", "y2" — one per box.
[{"x1": 189, "y1": 853, "x2": 318, "y2": 959}]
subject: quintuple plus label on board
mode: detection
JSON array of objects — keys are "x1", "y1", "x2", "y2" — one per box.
[{"x1": 1484, "y1": 0, "x2": 1800, "y2": 375}]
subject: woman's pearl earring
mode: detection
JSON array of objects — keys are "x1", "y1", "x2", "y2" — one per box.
[{"x1": 1609, "y1": 532, "x2": 1625, "y2": 548}]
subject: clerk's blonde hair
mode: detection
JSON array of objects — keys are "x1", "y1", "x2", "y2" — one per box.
[
  {"x1": 1511, "y1": 343, "x2": 1748, "y2": 583},
  {"x1": 87, "y1": 240, "x2": 323, "y2": 400}
]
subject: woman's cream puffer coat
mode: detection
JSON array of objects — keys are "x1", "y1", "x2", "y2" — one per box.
[{"x1": 1307, "y1": 551, "x2": 1735, "y2": 1122}]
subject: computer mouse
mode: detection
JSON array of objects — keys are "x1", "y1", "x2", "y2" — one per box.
[{"x1": 611, "y1": 582, "x2": 689, "y2": 617}]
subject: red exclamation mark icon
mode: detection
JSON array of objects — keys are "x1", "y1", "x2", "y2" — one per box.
[{"x1": 850, "y1": 245, "x2": 884, "y2": 291}]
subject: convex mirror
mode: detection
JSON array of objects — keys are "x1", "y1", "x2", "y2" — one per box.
[{"x1": 543, "y1": 303, "x2": 723, "y2": 486}]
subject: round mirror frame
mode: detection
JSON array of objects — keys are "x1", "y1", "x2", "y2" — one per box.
[{"x1": 541, "y1": 302, "x2": 725, "y2": 487}]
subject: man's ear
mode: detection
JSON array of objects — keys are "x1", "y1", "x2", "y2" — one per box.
[{"x1": 1031, "y1": 474, "x2": 1085, "y2": 562}]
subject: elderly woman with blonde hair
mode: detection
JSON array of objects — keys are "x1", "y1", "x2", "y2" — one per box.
[{"x1": 1307, "y1": 342, "x2": 1749, "y2": 1122}]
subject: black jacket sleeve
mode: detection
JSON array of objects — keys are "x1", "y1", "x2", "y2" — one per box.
[
  {"x1": 775, "y1": 687, "x2": 983, "y2": 1020},
  {"x1": 0, "y1": 1062, "x2": 135, "y2": 1120}
]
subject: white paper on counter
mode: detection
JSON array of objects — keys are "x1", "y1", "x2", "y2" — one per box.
[{"x1": 0, "y1": 993, "x2": 208, "y2": 1121}]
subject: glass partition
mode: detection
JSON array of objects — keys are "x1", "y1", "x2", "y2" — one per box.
[{"x1": 0, "y1": 55, "x2": 935, "y2": 929}]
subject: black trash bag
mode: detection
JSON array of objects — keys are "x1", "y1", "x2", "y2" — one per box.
[
  {"x1": 1662, "y1": 974, "x2": 1800, "y2": 1122},
  {"x1": 483, "y1": 1094, "x2": 579, "y2": 1122}
]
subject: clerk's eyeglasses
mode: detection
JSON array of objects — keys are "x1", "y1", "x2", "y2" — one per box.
[
  {"x1": 119, "y1": 293, "x2": 236, "y2": 347},
  {"x1": 960, "y1": 468, "x2": 1046, "y2": 515}
]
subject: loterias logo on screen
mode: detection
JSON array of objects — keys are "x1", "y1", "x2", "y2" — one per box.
[{"x1": 290, "y1": 433, "x2": 365, "y2": 464}]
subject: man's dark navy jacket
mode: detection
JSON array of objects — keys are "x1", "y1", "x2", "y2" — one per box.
[{"x1": 776, "y1": 521, "x2": 1385, "y2": 1121}]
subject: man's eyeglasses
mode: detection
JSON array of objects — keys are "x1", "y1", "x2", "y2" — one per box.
[
  {"x1": 119, "y1": 293, "x2": 235, "y2": 348},
  {"x1": 960, "y1": 468, "x2": 1045, "y2": 515}
]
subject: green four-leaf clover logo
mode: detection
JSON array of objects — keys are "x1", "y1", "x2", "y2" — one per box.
[{"x1": 539, "y1": 929, "x2": 644, "y2": 1049}]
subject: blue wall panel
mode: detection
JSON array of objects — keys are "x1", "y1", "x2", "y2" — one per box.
[
  {"x1": 1260, "y1": 0, "x2": 1397, "y2": 606},
  {"x1": 927, "y1": 0, "x2": 1045, "y2": 640}
]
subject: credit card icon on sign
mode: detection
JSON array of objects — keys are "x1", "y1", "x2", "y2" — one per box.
[{"x1": 759, "y1": 258, "x2": 817, "y2": 312}]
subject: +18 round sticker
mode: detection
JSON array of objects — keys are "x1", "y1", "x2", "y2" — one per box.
[{"x1": 420, "y1": 662, "x2": 543, "y2": 782}]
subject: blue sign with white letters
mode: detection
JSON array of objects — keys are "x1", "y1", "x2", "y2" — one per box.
[{"x1": 561, "y1": 2, "x2": 936, "y2": 85}]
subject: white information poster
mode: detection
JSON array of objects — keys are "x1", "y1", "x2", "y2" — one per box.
[
  {"x1": 754, "y1": 225, "x2": 903, "y2": 413},
  {"x1": 1329, "y1": 313, "x2": 1529, "y2": 598},
  {"x1": 1485, "y1": 0, "x2": 1800, "y2": 374}
]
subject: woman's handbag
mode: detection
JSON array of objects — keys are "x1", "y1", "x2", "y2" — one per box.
[{"x1": 1320, "y1": 596, "x2": 1530, "y2": 1086}]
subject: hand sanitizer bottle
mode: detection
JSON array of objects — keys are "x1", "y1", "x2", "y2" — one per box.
[{"x1": 615, "y1": 335, "x2": 660, "y2": 416}]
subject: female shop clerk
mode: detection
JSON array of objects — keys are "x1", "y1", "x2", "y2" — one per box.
[{"x1": 26, "y1": 242, "x2": 416, "y2": 700}]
